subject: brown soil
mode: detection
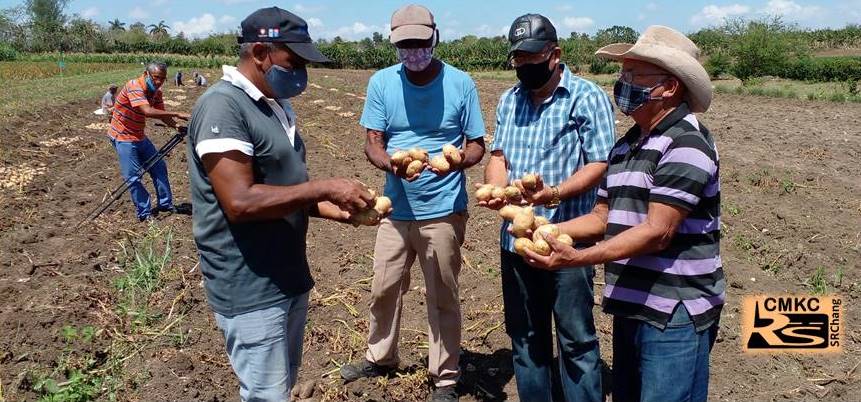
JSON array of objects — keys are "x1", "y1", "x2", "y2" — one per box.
[{"x1": 1, "y1": 69, "x2": 859, "y2": 402}]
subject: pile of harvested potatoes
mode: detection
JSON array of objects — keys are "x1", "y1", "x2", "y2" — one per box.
[{"x1": 476, "y1": 173, "x2": 572, "y2": 257}]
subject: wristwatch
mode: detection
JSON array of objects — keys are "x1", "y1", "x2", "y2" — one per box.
[{"x1": 545, "y1": 186, "x2": 561, "y2": 209}]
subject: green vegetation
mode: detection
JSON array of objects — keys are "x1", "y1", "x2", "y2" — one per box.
[{"x1": 30, "y1": 224, "x2": 188, "y2": 401}]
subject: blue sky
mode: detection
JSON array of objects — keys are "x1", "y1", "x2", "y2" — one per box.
[{"x1": 3, "y1": 0, "x2": 860, "y2": 39}]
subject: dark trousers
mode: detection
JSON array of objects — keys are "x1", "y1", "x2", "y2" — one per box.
[{"x1": 500, "y1": 250, "x2": 602, "y2": 402}]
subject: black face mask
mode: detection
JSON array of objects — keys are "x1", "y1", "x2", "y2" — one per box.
[{"x1": 516, "y1": 58, "x2": 554, "y2": 90}]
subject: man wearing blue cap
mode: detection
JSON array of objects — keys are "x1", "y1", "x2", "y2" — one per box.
[{"x1": 186, "y1": 7, "x2": 378, "y2": 401}]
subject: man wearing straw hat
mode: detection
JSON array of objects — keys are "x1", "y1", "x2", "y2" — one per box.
[{"x1": 522, "y1": 25, "x2": 723, "y2": 402}]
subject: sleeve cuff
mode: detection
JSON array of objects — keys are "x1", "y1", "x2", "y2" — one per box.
[{"x1": 196, "y1": 138, "x2": 253, "y2": 158}]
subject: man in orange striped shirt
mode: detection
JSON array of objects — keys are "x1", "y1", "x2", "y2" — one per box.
[{"x1": 109, "y1": 62, "x2": 189, "y2": 221}]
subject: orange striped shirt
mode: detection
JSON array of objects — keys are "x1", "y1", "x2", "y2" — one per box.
[{"x1": 108, "y1": 76, "x2": 164, "y2": 141}]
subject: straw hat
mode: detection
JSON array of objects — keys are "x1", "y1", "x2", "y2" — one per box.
[{"x1": 596, "y1": 25, "x2": 712, "y2": 113}]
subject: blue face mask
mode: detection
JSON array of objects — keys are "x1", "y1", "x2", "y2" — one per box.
[
  {"x1": 265, "y1": 64, "x2": 308, "y2": 99},
  {"x1": 613, "y1": 79, "x2": 666, "y2": 115},
  {"x1": 145, "y1": 73, "x2": 157, "y2": 93}
]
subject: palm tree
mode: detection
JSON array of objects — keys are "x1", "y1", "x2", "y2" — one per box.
[
  {"x1": 148, "y1": 20, "x2": 170, "y2": 37},
  {"x1": 108, "y1": 18, "x2": 125, "y2": 31}
]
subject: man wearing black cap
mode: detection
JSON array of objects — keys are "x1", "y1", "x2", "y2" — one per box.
[
  {"x1": 186, "y1": 7, "x2": 377, "y2": 401},
  {"x1": 478, "y1": 14, "x2": 616, "y2": 402}
]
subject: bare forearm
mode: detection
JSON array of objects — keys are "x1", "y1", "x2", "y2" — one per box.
[
  {"x1": 143, "y1": 108, "x2": 180, "y2": 119},
  {"x1": 459, "y1": 138, "x2": 485, "y2": 169},
  {"x1": 575, "y1": 222, "x2": 669, "y2": 265},
  {"x1": 365, "y1": 135, "x2": 392, "y2": 172},
  {"x1": 558, "y1": 213, "x2": 607, "y2": 243},
  {"x1": 225, "y1": 181, "x2": 323, "y2": 223},
  {"x1": 558, "y1": 162, "x2": 607, "y2": 200},
  {"x1": 484, "y1": 153, "x2": 509, "y2": 187}
]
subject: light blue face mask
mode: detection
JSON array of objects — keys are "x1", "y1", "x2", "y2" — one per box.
[
  {"x1": 265, "y1": 64, "x2": 308, "y2": 99},
  {"x1": 145, "y1": 73, "x2": 157, "y2": 93}
]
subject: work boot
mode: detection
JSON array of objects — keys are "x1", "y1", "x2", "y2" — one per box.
[
  {"x1": 429, "y1": 385, "x2": 458, "y2": 402},
  {"x1": 339, "y1": 360, "x2": 395, "y2": 382}
]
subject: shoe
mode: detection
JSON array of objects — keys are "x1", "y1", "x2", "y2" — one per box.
[
  {"x1": 138, "y1": 215, "x2": 155, "y2": 223},
  {"x1": 156, "y1": 202, "x2": 192, "y2": 215},
  {"x1": 429, "y1": 385, "x2": 458, "y2": 402},
  {"x1": 339, "y1": 360, "x2": 395, "y2": 383}
]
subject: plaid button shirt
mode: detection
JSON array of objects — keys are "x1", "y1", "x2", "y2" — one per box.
[{"x1": 491, "y1": 64, "x2": 616, "y2": 252}]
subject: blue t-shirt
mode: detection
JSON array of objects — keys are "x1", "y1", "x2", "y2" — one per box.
[{"x1": 360, "y1": 62, "x2": 485, "y2": 220}]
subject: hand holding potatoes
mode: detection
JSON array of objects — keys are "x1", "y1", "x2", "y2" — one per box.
[
  {"x1": 321, "y1": 178, "x2": 376, "y2": 214},
  {"x1": 350, "y1": 195, "x2": 393, "y2": 227},
  {"x1": 474, "y1": 183, "x2": 507, "y2": 210},
  {"x1": 514, "y1": 173, "x2": 553, "y2": 206},
  {"x1": 390, "y1": 148, "x2": 428, "y2": 182},
  {"x1": 429, "y1": 144, "x2": 465, "y2": 176}
]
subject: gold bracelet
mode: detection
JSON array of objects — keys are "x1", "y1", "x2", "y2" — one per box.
[{"x1": 545, "y1": 186, "x2": 561, "y2": 209}]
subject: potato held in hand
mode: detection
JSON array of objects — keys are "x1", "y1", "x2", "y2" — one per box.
[
  {"x1": 521, "y1": 173, "x2": 539, "y2": 191},
  {"x1": 408, "y1": 148, "x2": 429, "y2": 163},
  {"x1": 475, "y1": 184, "x2": 494, "y2": 202},
  {"x1": 532, "y1": 239, "x2": 552, "y2": 256},
  {"x1": 491, "y1": 186, "x2": 506, "y2": 200},
  {"x1": 430, "y1": 155, "x2": 451, "y2": 174},
  {"x1": 557, "y1": 234, "x2": 574, "y2": 247},
  {"x1": 532, "y1": 224, "x2": 561, "y2": 243},
  {"x1": 391, "y1": 150, "x2": 411, "y2": 167},
  {"x1": 499, "y1": 205, "x2": 522, "y2": 221},
  {"x1": 514, "y1": 237, "x2": 535, "y2": 257},
  {"x1": 351, "y1": 209, "x2": 381, "y2": 226},
  {"x1": 511, "y1": 206, "x2": 535, "y2": 238},
  {"x1": 406, "y1": 160, "x2": 425, "y2": 177},
  {"x1": 442, "y1": 144, "x2": 462, "y2": 165},
  {"x1": 534, "y1": 216, "x2": 550, "y2": 228},
  {"x1": 504, "y1": 186, "x2": 522, "y2": 203},
  {"x1": 373, "y1": 196, "x2": 392, "y2": 215}
]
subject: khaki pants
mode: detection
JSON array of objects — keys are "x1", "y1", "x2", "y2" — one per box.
[{"x1": 365, "y1": 212, "x2": 466, "y2": 387}]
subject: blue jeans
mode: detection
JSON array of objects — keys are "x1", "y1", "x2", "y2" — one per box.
[
  {"x1": 500, "y1": 250, "x2": 602, "y2": 402},
  {"x1": 612, "y1": 303, "x2": 719, "y2": 402},
  {"x1": 214, "y1": 292, "x2": 310, "y2": 402},
  {"x1": 110, "y1": 137, "x2": 172, "y2": 219}
]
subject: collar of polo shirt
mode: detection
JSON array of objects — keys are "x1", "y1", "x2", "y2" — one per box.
[{"x1": 221, "y1": 65, "x2": 266, "y2": 101}]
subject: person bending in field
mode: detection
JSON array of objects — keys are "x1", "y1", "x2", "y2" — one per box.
[
  {"x1": 99, "y1": 84, "x2": 117, "y2": 120},
  {"x1": 479, "y1": 14, "x2": 615, "y2": 402},
  {"x1": 338, "y1": 5, "x2": 486, "y2": 402},
  {"x1": 108, "y1": 62, "x2": 189, "y2": 221},
  {"x1": 522, "y1": 26, "x2": 724, "y2": 402},
  {"x1": 186, "y1": 7, "x2": 384, "y2": 401}
]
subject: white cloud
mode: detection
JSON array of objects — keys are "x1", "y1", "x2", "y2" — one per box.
[
  {"x1": 690, "y1": 4, "x2": 750, "y2": 26},
  {"x1": 562, "y1": 16, "x2": 595, "y2": 31},
  {"x1": 645, "y1": 2, "x2": 659, "y2": 11},
  {"x1": 153, "y1": 0, "x2": 168, "y2": 5},
  {"x1": 129, "y1": 6, "x2": 149, "y2": 20},
  {"x1": 294, "y1": 3, "x2": 324, "y2": 14},
  {"x1": 760, "y1": 0, "x2": 823, "y2": 19},
  {"x1": 556, "y1": 4, "x2": 574, "y2": 12},
  {"x1": 320, "y1": 21, "x2": 388, "y2": 40},
  {"x1": 219, "y1": 15, "x2": 236, "y2": 25},
  {"x1": 173, "y1": 13, "x2": 219, "y2": 38},
  {"x1": 307, "y1": 17, "x2": 323, "y2": 28},
  {"x1": 81, "y1": 7, "x2": 99, "y2": 18}
]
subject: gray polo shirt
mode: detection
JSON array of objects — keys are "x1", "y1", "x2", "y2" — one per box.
[{"x1": 186, "y1": 66, "x2": 312, "y2": 316}]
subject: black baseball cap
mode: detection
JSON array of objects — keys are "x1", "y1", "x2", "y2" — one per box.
[
  {"x1": 238, "y1": 7, "x2": 330, "y2": 63},
  {"x1": 507, "y1": 14, "x2": 558, "y2": 55}
]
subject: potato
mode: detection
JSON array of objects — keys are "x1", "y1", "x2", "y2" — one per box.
[
  {"x1": 408, "y1": 148, "x2": 428, "y2": 163},
  {"x1": 406, "y1": 160, "x2": 424, "y2": 177},
  {"x1": 511, "y1": 206, "x2": 535, "y2": 238},
  {"x1": 534, "y1": 216, "x2": 550, "y2": 228},
  {"x1": 491, "y1": 186, "x2": 506, "y2": 200},
  {"x1": 532, "y1": 224, "x2": 561, "y2": 243},
  {"x1": 504, "y1": 186, "x2": 522, "y2": 203},
  {"x1": 521, "y1": 173, "x2": 539, "y2": 191},
  {"x1": 351, "y1": 209, "x2": 381, "y2": 226},
  {"x1": 475, "y1": 184, "x2": 493, "y2": 202},
  {"x1": 499, "y1": 205, "x2": 522, "y2": 221},
  {"x1": 442, "y1": 144, "x2": 462, "y2": 165},
  {"x1": 557, "y1": 233, "x2": 574, "y2": 247},
  {"x1": 391, "y1": 150, "x2": 411, "y2": 166},
  {"x1": 374, "y1": 196, "x2": 392, "y2": 215},
  {"x1": 430, "y1": 155, "x2": 450, "y2": 173},
  {"x1": 532, "y1": 239, "x2": 552, "y2": 256},
  {"x1": 514, "y1": 237, "x2": 535, "y2": 257}
]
